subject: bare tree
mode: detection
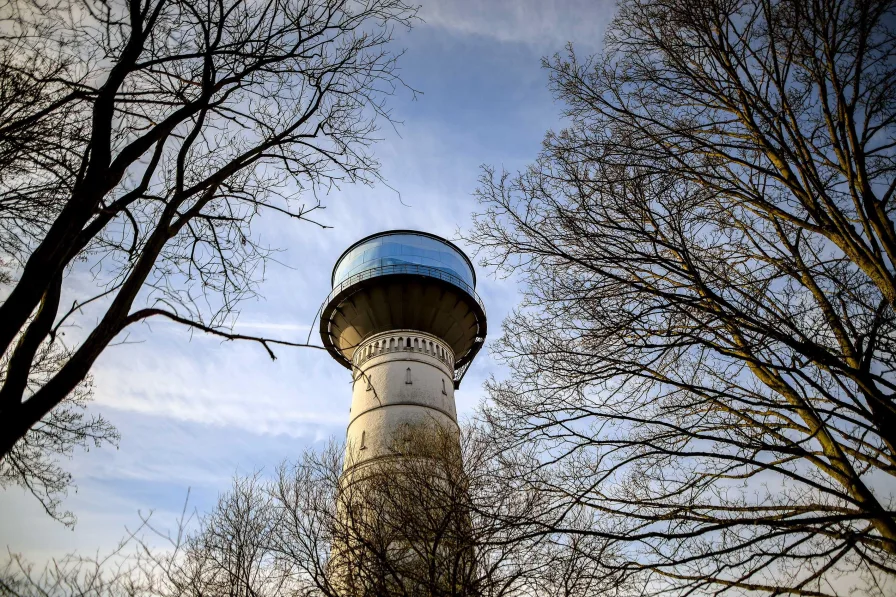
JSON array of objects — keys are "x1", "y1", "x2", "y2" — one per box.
[
  {"x1": 272, "y1": 424, "x2": 616, "y2": 597},
  {"x1": 1, "y1": 426, "x2": 621, "y2": 597},
  {"x1": 0, "y1": 0, "x2": 417, "y2": 514},
  {"x1": 0, "y1": 338, "x2": 117, "y2": 527},
  {"x1": 465, "y1": 0, "x2": 896, "y2": 595}
]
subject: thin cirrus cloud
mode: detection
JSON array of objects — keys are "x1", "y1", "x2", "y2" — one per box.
[
  {"x1": 233, "y1": 321, "x2": 314, "y2": 332},
  {"x1": 422, "y1": 0, "x2": 615, "y2": 48},
  {"x1": 91, "y1": 324, "x2": 348, "y2": 435}
]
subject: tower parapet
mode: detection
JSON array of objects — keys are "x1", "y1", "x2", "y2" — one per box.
[{"x1": 347, "y1": 330, "x2": 457, "y2": 465}]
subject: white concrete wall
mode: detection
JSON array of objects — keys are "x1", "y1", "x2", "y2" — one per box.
[{"x1": 346, "y1": 330, "x2": 458, "y2": 467}]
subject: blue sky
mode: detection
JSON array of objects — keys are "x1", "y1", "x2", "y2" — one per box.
[{"x1": 0, "y1": 0, "x2": 616, "y2": 561}]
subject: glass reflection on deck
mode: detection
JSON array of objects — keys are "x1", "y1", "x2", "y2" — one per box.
[{"x1": 332, "y1": 233, "x2": 475, "y2": 290}]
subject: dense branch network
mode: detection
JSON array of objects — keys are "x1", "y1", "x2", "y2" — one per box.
[
  {"x1": 466, "y1": 1, "x2": 896, "y2": 595},
  {"x1": 0, "y1": 0, "x2": 417, "y2": 521}
]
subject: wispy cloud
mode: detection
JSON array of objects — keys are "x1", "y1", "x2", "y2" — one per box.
[
  {"x1": 232, "y1": 321, "x2": 313, "y2": 332},
  {"x1": 421, "y1": 0, "x2": 615, "y2": 49},
  {"x1": 92, "y1": 328, "x2": 348, "y2": 437}
]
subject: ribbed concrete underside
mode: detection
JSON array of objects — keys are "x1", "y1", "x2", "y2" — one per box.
[{"x1": 320, "y1": 274, "x2": 486, "y2": 370}]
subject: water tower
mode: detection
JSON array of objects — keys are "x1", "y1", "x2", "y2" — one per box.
[{"x1": 319, "y1": 230, "x2": 487, "y2": 467}]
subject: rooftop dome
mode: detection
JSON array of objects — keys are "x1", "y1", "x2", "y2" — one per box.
[{"x1": 331, "y1": 230, "x2": 476, "y2": 291}]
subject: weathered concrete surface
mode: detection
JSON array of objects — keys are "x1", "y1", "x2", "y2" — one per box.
[{"x1": 345, "y1": 330, "x2": 458, "y2": 467}]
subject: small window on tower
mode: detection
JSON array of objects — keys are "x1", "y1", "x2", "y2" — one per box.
[
  {"x1": 360, "y1": 430, "x2": 367, "y2": 450},
  {"x1": 405, "y1": 367, "x2": 412, "y2": 384},
  {"x1": 442, "y1": 378, "x2": 447, "y2": 395}
]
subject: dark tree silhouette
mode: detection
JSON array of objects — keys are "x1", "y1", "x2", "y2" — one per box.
[
  {"x1": 0, "y1": 0, "x2": 417, "y2": 520},
  {"x1": 466, "y1": 0, "x2": 896, "y2": 595},
  {"x1": 0, "y1": 341, "x2": 115, "y2": 527}
]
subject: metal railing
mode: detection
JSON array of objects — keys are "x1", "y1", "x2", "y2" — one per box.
[{"x1": 324, "y1": 263, "x2": 486, "y2": 315}]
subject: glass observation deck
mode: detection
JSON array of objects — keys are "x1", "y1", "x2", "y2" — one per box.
[{"x1": 331, "y1": 231, "x2": 476, "y2": 294}]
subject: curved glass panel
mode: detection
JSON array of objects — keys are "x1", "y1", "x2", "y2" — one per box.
[{"x1": 333, "y1": 233, "x2": 475, "y2": 290}]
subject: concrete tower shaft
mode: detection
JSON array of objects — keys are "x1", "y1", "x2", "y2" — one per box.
[{"x1": 347, "y1": 330, "x2": 458, "y2": 466}]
